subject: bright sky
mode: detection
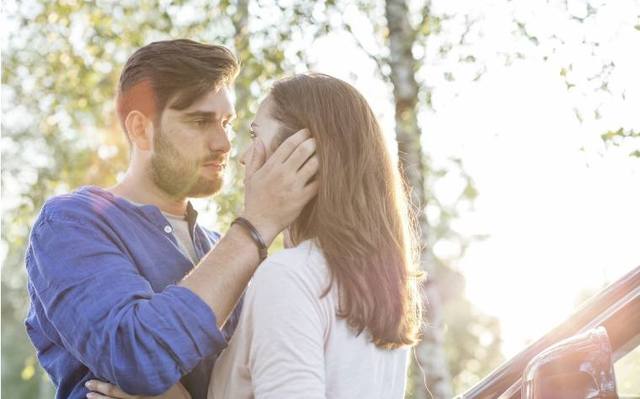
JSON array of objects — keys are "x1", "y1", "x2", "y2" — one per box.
[
  {"x1": 433, "y1": 60, "x2": 640, "y2": 356},
  {"x1": 309, "y1": 0, "x2": 640, "y2": 357}
]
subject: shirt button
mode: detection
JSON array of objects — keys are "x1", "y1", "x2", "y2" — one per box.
[{"x1": 164, "y1": 225, "x2": 173, "y2": 233}]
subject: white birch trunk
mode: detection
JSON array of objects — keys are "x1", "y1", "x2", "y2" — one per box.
[{"x1": 384, "y1": 0, "x2": 454, "y2": 397}]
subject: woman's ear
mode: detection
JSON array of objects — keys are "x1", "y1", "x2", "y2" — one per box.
[{"x1": 124, "y1": 110, "x2": 153, "y2": 151}]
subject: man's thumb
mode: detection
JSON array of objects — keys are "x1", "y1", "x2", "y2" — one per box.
[{"x1": 246, "y1": 139, "x2": 267, "y2": 178}]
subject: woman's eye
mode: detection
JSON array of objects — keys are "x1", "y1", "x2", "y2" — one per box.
[{"x1": 249, "y1": 129, "x2": 256, "y2": 139}]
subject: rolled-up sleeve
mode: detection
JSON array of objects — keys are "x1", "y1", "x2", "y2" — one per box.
[{"x1": 27, "y1": 211, "x2": 227, "y2": 395}]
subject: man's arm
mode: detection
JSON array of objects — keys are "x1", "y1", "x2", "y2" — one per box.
[
  {"x1": 28, "y1": 216, "x2": 222, "y2": 396},
  {"x1": 180, "y1": 129, "x2": 318, "y2": 328},
  {"x1": 28, "y1": 130, "x2": 318, "y2": 396},
  {"x1": 85, "y1": 380, "x2": 191, "y2": 399}
]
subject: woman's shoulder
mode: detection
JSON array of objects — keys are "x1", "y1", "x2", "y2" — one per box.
[{"x1": 250, "y1": 239, "x2": 331, "y2": 295}]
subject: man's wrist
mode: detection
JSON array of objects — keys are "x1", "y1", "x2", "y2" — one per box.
[
  {"x1": 232, "y1": 217, "x2": 268, "y2": 261},
  {"x1": 238, "y1": 213, "x2": 280, "y2": 247}
]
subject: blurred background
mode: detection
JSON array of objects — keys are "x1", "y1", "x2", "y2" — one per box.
[{"x1": 2, "y1": 0, "x2": 639, "y2": 397}]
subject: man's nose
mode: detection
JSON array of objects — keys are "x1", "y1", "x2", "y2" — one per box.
[{"x1": 208, "y1": 126, "x2": 231, "y2": 154}]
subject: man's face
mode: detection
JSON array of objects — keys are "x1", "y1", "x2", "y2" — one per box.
[{"x1": 150, "y1": 86, "x2": 235, "y2": 199}]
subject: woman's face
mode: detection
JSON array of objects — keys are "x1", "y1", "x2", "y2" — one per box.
[
  {"x1": 241, "y1": 96, "x2": 283, "y2": 164},
  {"x1": 242, "y1": 95, "x2": 295, "y2": 244}
]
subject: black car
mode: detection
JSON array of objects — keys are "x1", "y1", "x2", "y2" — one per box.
[{"x1": 456, "y1": 265, "x2": 640, "y2": 399}]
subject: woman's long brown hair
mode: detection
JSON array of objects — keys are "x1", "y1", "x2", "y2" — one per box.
[{"x1": 269, "y1": 73, "x2": 423, "y2": 350}]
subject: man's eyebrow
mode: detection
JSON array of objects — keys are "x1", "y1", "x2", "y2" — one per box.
[
  {"x1": 184, "y1": 111, "x2": 217, "y2": 119},
  {"x1": 250, "y1": 122, "x2": 259, "y2": 128},
  {"x1": 184, "y1": 111, "x2": 237, "y2": 120}
]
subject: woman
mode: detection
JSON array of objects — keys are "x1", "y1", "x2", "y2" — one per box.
[
  {"x1": 85, "y1": 73, "x2": 423, "y2": 399},
  {"x1": 209, "y1": 73, "x2": 423, "y2": 399}
]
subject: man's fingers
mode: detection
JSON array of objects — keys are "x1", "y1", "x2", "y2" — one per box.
[
  {"x1": 246, "y1": 139, "x2": 266, "y2": 179},
  {"x1": 86, "y1": 393, "x2": 113, "y2": 399},
  {"x1": 85, "y1": 380, "x2": 137, "y2": 398},
  {"x1": 301, "y1": 180, "x2": 320, "y2": 202},
  {"x1": 270, "y1": 128, "x2": 311, "y2": 164},
  {"x1": 297, "y1": 155, "x2": 319, "y2": 186},
  {"x1": 284, "y1": 138, "x2": 316, "y2": 172}
]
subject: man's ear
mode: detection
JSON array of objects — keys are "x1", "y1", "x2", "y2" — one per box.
[{"x1": 124, "y1": 110, "x2": 153, "y2": 151}]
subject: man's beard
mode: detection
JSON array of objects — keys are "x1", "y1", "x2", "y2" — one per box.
[{"x1": 150, "y1": 125, "x2": 224, "y2": 199}]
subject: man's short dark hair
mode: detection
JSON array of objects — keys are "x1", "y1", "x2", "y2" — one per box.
[{"x1": 116, "y1": 39, "x2": 239, "y2": 140}]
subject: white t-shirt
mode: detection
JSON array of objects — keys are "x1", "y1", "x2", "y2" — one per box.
[{"x1": 208, "y1": 240, "x2": 410, "y2": 399}]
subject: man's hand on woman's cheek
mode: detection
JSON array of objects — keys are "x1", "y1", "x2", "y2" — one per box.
[
  {"x1": 242, "y1": 128, "x2": 319, "y2": 244},
  {"x1": 85, "y1": 380, "x2": 191, "y2": 399}
]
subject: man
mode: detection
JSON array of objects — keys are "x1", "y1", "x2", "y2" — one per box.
[{"x1": 25, "y1": 39, "x2": 318, "y2": 399}]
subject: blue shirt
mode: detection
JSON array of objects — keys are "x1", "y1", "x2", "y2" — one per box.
[{"x1": 25, "y1": 186, "x2": 242, "y2": 399}]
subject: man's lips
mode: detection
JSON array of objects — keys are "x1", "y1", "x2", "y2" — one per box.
[{"x1": 202, "y1": 161, "x2": 225, "y2": 170}]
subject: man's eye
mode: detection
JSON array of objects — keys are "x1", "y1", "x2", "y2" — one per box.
[
  {"x1": 249, "y1": 129, "x2": 257, "y2": 139},
  {"x1": 194, "y1": 119, "x2": 210, "y2": 127}
]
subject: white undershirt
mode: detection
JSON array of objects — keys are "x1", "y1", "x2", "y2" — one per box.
[
  {"x1": 162, "y1": 211, "x2": 198, "y2": 264},
  {"x1": 120, "y1": 197, "x2": 198, "y2": 263}
]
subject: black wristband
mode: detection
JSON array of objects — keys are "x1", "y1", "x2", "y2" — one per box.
[{"x1": 232, "y1": 217, "x2": 268, "y2": 261}]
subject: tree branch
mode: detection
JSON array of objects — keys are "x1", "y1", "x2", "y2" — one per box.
[{"x1": 342, "y1": 21, "x2": 390, "y2": 81}]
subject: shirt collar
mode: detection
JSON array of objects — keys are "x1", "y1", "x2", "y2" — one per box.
[
  {"x1": 185, "y1": 201, "x2": 199, "y2": 237},
  {"x1": 80, "y1": 185, "x2": 199, "y2": 231}
]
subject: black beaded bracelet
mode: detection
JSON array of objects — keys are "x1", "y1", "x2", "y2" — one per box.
[{"x1": 231, "y1": 217, "x2": 268, "y2": 261}]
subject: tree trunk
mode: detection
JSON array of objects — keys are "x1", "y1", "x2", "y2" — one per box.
[
  {"x1": 384, "y1": 0, "x2": 454, "y2": 398},
  {"x1": 232, "y1": 0, "x2": 250, "y2": 121}
]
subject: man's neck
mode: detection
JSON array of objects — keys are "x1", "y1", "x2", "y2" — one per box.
[{"x1": 108, "y1": 170, "x2": 188, "y2": 216}]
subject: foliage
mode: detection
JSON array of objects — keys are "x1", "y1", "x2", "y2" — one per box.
[
  {"x1": 510, "y1": 1, "x2": 640, "y2": 157},
  {"x1": 1, "y1": 0, "x2": 298, "y2": 395},
  {"x1": 2, "y1": 0, "x2": 502, "y2": 397},
  {"x1": 601, "y1": 128, "x2": 640, "y2": 158}
]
